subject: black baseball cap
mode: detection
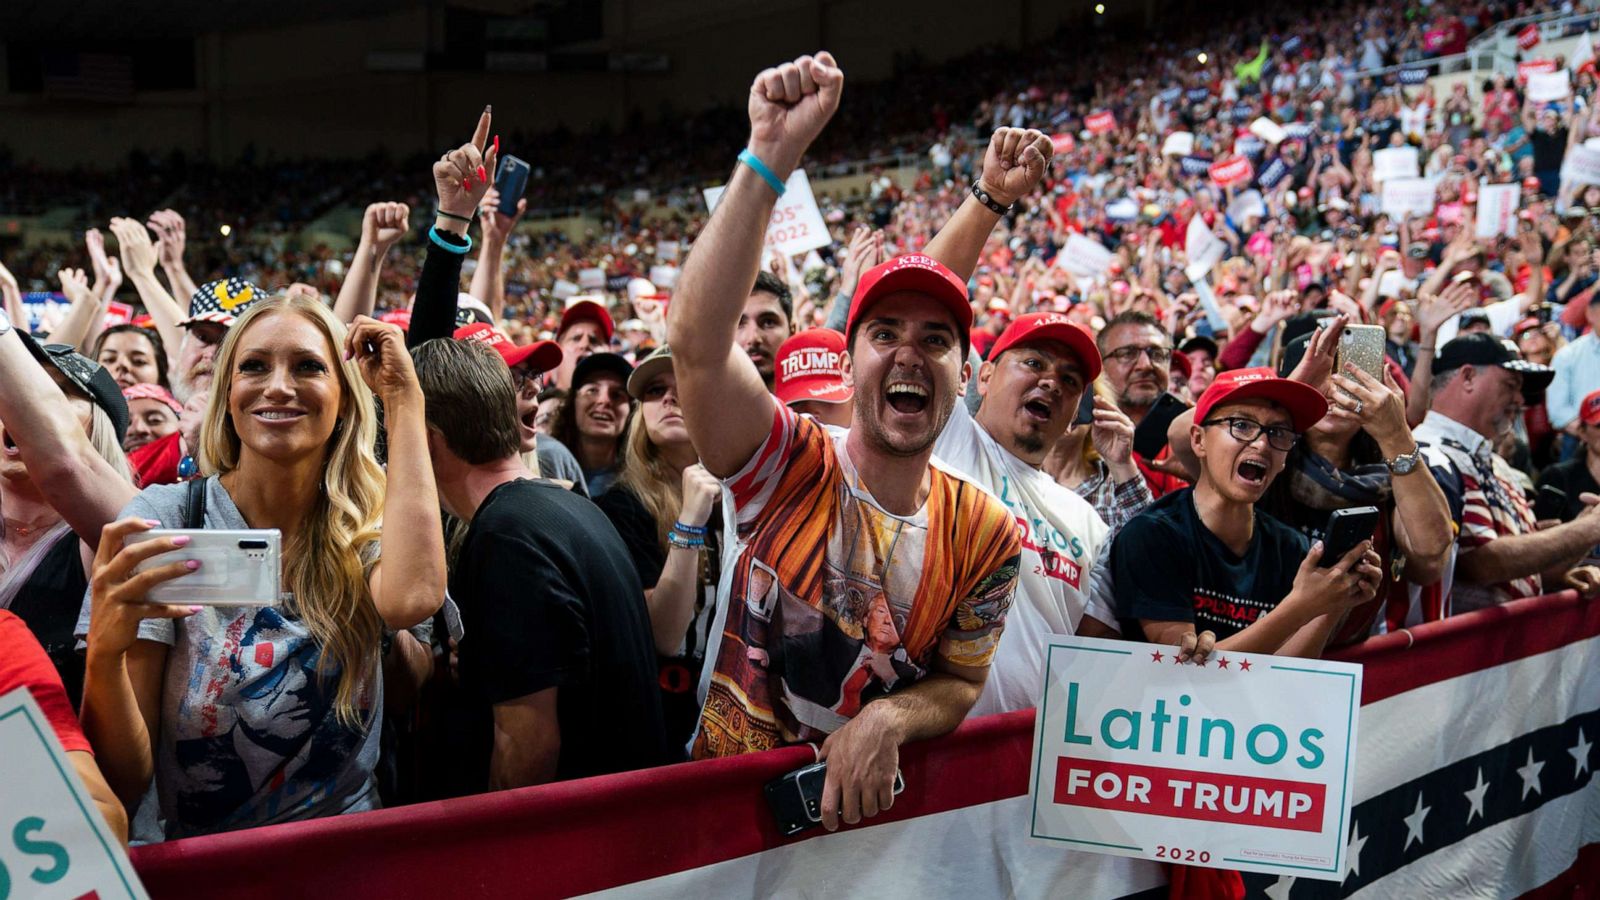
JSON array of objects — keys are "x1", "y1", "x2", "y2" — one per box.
[
  {"x1": 1434, "y1": 333, "x2": 1555, "y2": 399},
  {"x1": 1179, "y1": 335, "x2": 1219, "y2": 359},
  {"x1": 571, "y1": 352, "x2": 634, "y2": 393},
  {"x1": 17, "y1": 331, "x2": 130, "y2": 443}
]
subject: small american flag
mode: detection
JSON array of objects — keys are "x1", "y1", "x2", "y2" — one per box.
[{"x1": 42, "y1": 52, "x2": 134, "y2": 103}]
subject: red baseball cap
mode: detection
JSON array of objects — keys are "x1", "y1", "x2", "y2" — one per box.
[
  {"x1": 380, "y1": 309, "x2": 412, "y2": 331},
  {"x1": 986, "y1": 312, "x2": 1103, "y2": 382},
  {"x1": 1582, "y1": 389, "x2": 1600, "y2": 426},
  {"x1": 1194, "y1": 367, "x2": 1328, "y2": 433},
  {"x1": 1171, "y1": 349, "x2": 1193, "y2": 380},
  {"x1": 559, "y1": 298, "x2": 615, "y2": 342},
  {"x1": 453, "y1": 323, "x2": 563, "y2": 374},
  {"x1": 847, "y1": 255, "x2": 971, "y2": 345},
  {"x1": 774, "y1": 328, "x2": 853, "y2": 406}
]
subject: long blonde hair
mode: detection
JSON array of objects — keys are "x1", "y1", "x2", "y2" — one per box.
[
  {"x1": 616, "y1": 404, "x2": 682, "y2": 552},
  {"x1": 198, "y1": 296, "x2": 385, "y2": 727}
]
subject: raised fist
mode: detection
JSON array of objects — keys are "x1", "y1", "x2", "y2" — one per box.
[
  {"x1": 747, "y1": 52, "x2": 844, "y2": 182},
  {"x1": 979, "y1": 128, "x2": 1053, "y2": 207},
  {"x1": 362, "y1": 202, "x2": 411, "y2": 253}
]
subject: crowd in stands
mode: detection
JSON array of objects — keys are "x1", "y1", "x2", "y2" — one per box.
[{"x1": 1, "y1": 4, "x2": 1598, "y2": 896}]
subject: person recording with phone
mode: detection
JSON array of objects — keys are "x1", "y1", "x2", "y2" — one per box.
[
  {"x1": 78, "y1": 296, "x2": 446, "y2": 840},
  {"x1": 1111, "y1": 365, "x2": 1387, "y2": 661}
]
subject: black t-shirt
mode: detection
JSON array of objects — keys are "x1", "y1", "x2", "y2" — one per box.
[
  {"x1": 1535, "y1": 457, "x2": 1600, "y2": 523},
  {"x1": 596, "y1": 485, "x2": 723, "y2": 750},
  {"x1": 1531, "y1": 127, "x2": 1569, "y2": 173},
  {"x1": 7, "y1": 531, "x2": 87, "y2": 710},
  {"x1": 1112, "y1": 488, "x2": 1311, "y2": 641},
  {"x1": 447, "y1": 478, "x2": 675, "y2": 793}
]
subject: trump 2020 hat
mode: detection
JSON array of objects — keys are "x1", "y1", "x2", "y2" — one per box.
[
  {"x1": 183, "y1": 278, "x2": 264, "y2": 328},
  {"x1": 1194, "y1": 366, "x2": 1328, "y2": 433},
  {"x1": 986, "y1": 312, "x2": 1103, "y2": 382},
  {"x1": 774, "y1": 328, "x2": 853, "y2": 406},
  {"x1": 847, "y1": 255, "x2": 971, "y2": 345},
  {"x1": 454, "y1": 323, "x2": 563, "y2": 375}
]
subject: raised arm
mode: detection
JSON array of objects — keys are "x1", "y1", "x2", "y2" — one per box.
[
  {"x1": 82, "y1": 228, "x2": 123, "y2": 353},
  {"x1": 667, "y1": 52, "x2": 843, "y2": 477},
  {"x1": 923, "y1": 127, "x2": 1052, "y2": 281},
  {"x1": 407, "y1": 110, "x2": 497, "y2": 349},
  {"x1": 0, "y1": 258, "x2": 23, "y2": 328},
  {"x1": 468, "y1": 188, "x2": 526, "y2": 322},
  {"x1": 0, "y1": 323, "x2": 138, "y2": 545},
  {"x1": 147, "y1": 210, "x2": 200, "y2": 306},
  {"x1": 109, "y1": 217, "x2": 187, "y2": 371},
  {"x1": 348, "y1": 316, "x2": 447, "y2": 630},
  {"x1": 45, "y1": 266, "x2": 103, "y2": 350},
  {"x1": 332, "y1": 202, "x2": 411, "y2": 324}
]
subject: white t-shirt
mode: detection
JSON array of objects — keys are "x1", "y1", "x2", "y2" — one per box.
[
  {"x1": 934, "y1": 404, "x2": 1112, "y2": 716},
  {"x1": 1433, "y1": 294, "x2": 1525, "y2": 347}
]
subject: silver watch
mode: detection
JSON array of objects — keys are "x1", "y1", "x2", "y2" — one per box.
[{"x1": 1386, "y1": 447, "x2": 1422, "y2": 476}]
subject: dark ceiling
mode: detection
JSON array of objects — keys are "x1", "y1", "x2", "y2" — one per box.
[{"x1": 0, "y1": 0, "x2": 423, "y2": 41}]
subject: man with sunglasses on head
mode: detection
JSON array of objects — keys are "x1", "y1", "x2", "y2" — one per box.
[
  {"x1": 1112, "y1": 368, "x2": 1387, "y2": 659},
  {"x1": 1096, "y1": 311, "x2": 1190, "y2": 497}
]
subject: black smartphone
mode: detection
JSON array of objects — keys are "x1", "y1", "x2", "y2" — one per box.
[
  {"x1": 1073, "y1": 388, "x2": 1097, "y2": 427},
  {"x1": 495, "y1": 155, "x2": 531, "y2": 216},
  {"x1": 1132, "y1": 392, "x2": 1192, "y2": 460},
  {"x1": 1534, "y1": 484, "x2": 1568, "y2": 522},
  {"x1": 764, "y1": 762, "x2": 904, "y2": 837},
  {"x1": 1318, "y1": 506, "x2": 1381, "y2": 567}
]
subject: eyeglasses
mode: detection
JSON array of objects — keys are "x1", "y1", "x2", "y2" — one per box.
[
  {"x1": 1105, "y1": 345, "x2": 1174, "y2": 366},
  {"x1": 1201, "y1": 417, "x2": 1301, "y2": 452}
]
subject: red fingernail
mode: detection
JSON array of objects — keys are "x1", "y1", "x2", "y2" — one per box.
[
  {"x1": 463, "y1": 178, "x2": 473, "y2": 190},
  {"x1": 477, "y1": 165, "x2": 487, "y2": 182},
  {"x1": 493, "y1": 135, "x2": 500, "y2": 156}
]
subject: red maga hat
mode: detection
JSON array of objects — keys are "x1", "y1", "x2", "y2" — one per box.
[
  {"x1": 453, "y1": 323, "x2": 563, "y2": 374},
  {"x1": 1194, "y1": 366, "x2": 1328, "y2": 432},
  {"x1": 774, "y1": 328, "x2": 853, "y2": 406},
  {"x1": 559, "y1": 298, "x2": 615, "y2": 342},
  {"x1": 986, "y1": 312, "x2": 1103, "y2": 382},
  {"x1": 847, "y1": 255, "x2": 971, "y2": 344}
]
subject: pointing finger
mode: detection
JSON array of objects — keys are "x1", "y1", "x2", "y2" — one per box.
[{"x1": 471, "y1": 105, "x2": 492, "y2": 152}]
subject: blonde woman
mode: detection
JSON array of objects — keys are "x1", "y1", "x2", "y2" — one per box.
[
  {"x1": 81, "y1": 297, "x2": 445, "y2": 840},
  {"x1": 594, "y1": 345, "x2": 721, "y2": 747}
]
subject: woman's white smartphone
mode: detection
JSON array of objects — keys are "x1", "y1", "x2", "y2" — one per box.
[{"x1": 124, "y1": 529, "x2": 283, "y2": 607}]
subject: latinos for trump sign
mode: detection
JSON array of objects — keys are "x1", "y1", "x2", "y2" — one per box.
[
  {"x1": 0, "y1": 688, "x2": 149, "y2": 899},
  {"x1": 1029, "y1": 636, "x2": 1362, "y2": 882}
]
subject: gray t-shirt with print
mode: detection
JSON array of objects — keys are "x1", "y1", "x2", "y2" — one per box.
[{"x1": 78, "y1": 477, "x2": 382, "y2": 841}]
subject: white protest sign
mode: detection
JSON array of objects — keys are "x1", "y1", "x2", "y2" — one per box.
[
  {"x1": 578, "y1": 267, "x2": 606, "y2": 289},
  {"x1": 648, "y1": 264, "x2": 680, "y2": 289},
  {"x1": 1527, "y1": 69, "x2": 1572, "y2": 103},
  {"x1": 1028, "y1": 636, "x2": 1362, "y2": 882},
  {"x1": 1248, "y1": 117, "x2": 1287, "y2": 145},
  {"x1": 1372, "y1": 146, "x2": 1419, "y2": 184},
  {"x1": 1523, "y1": 68, "x2": 1574, "y2": 102},
  {"x1": 0, "y1": 688, "x2": 150, "y2": 898},
  {"x1": 656, "y1": 240, "x2": 681, "y2": 262},
  {"x1": 1575, "y1": 33, "x2": 1596, "y2": 69},
  {"x1": 1475, "y1": 182, "x2": 1521, "y2": 239},
  {"x1": 1561, "y1": 143, "x2": 1600, "y2": 191},
  {"x1": 1380, "y1": 177, "x2": 1438, "y2": 218},
  {"x1": 1189, "y1": 277, "x2": 1232, "y2": 332},
  {"x1": 1162, "y1": 132, "x2": 1195, "y2": 157},
  {"x1": 1227, "y1": 190, "x2": 1267, "y2": 224},
  {"x1": 704, "y1": 169, "x2": 832, "y2": 257},
  {"x1": 1055, "y1": 234, "x2": 1117, "y2": 282},
  {"x1": 551, "y1": 279, "x2": 580, "y2": 300},
  {"x1": 1185, "y1": 215, "x2": 1226, "y2": 281}
]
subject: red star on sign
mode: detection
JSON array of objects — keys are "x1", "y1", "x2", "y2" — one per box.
[
  {"x1": 1216, "y1": 657, "x2": 1230, "y2": 669},
  {"x1": 1173, "y1": 654, "x2": 1184, "y2": 665},
  {"x1": 1238, "y1": 659, "x2": 1252, "y2": 672},
  {"x1": 1151, "y1": 650, "x2": 1164, "y2": 663}
]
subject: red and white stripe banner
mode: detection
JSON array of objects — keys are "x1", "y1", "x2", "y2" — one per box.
[{"x1": 129, "y1": 592, "x2": 1600, "y2": 899}]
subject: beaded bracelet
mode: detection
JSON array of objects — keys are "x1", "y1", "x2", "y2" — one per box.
[
  {"x1": 673, "y1": 521, "x2": 708, "y2": 536},
  {"x1": 668, "y1": 531, "x2": 706, "y2": 550}
]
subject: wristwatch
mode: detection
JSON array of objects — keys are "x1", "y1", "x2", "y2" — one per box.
[
  {"x1": 0, "y1": 308, "x2": 11, "y2": 337},
  {"x1": 1386, "y1": 447, "x2": 1423, "y2": 476}
]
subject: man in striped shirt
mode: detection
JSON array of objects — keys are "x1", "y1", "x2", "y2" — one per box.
[{"x1": 1414, "y1": 334, "x2": 1599, "y2": 612}]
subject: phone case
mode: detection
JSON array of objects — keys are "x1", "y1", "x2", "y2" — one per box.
[
  {"x1": 125, "y1": 529, "x2": 283, "y2": 606},
  {"x1": 495, "y1": 156, "x2": 531, "y2": 215},
  {"x1": 1132, "y1": 393, "x2": 1191, "y2": 460},
  {"x1": 1337, "y1": 325, "x2": 1387, "y2": 381},
  {"x1": 1317, "y1": 507, "x2": 1380, "y2": 568},
  {"x1": 763, "y1": 762, "x2": 905, "y2": 837}
]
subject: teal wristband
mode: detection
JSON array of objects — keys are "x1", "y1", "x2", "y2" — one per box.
[
  {"x1": 738, "y1": 148, "x2": 787, "y2": 197},
  {"x1": 428, "y1": 226, "x2": 472, "y2": 255}
]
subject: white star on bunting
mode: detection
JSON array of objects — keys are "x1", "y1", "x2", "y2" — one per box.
[
  {"x1": 1463, "y1": 767, "x2": 1489, "y2": 824},
  {"x1": 1403, "y1": 793, "x2": 1430, "y2": 850},
  {"x1": 1571, "y1": 728, "x2": 1593, "y2": 779},
  {"x1": 1263, "y1": 874, "x2": 1296, "y2": 900},
  {"x1": 1517, "y1": 747, "x2": 1545, "y2": 800},
  {"x1": 1344, "y1": 824, "x2": 1367, "y2": 881}
]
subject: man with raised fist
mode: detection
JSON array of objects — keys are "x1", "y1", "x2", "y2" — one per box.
[{"x1": 667, "y1": 52, "x2": 1021, "y2": 833}]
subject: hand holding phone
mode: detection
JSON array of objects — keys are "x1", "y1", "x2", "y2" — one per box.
[
  {"x1": 764, "y1": 762, "x2": 904, "y2": 837},
  {"x1": 1317, "y1": 506, "x2": 1380, "y2": 568},
  {"x1": 125, "y1": 528, "x2": 283, "y2": 606},
  {"x1": 1132, "y1": 392, "x2": 1193, "y2": 460}
]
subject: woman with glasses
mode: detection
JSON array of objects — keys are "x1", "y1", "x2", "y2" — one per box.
[
  {"x1": 595, "y1": 345, "x2": 723, "y2": 748},
  {"x1": 1256, "y1": 334, "x2": 1454, "y2": 644},
  {"x1": 1110, "y1": 366, "x2": 1388, "y2": 660}
]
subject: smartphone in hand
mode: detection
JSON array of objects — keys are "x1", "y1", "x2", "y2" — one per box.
[
  {"x1": 1317, "y1": 507, "x2": 1380, "y2": 568},
  {"x1": 1132, "y1": 392, "x2": 1192, "y2": 460},
  {"x1": 495, "y1": 155, "x2": 531, "y2": 216},
  {"x1": 125, "y1": 529, "x2": 283, "y2": 606}
]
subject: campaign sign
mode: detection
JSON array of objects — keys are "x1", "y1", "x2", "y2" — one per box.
[
  {"x1": 1186, "y1": 87, "x2": 1212, "y2": 104},
  {"x1": 1476, "y1": 182, "x2": 1520, "y2": 239},
  {"x1": 1398, "y1": 67, "x2": 1429, "y2": 85},
  {"x1": 1051, "y1": 133, "x2": 1076, "y2": 155},
  {"x1": 1209, "y1": 156, "x2": 1255, "y2": 188},
  {"x1": 1518, "y1": 59, "x2": 1558, "y2": 82},
  {"x1": 1256, "y1": 158, "x2": 1290, "y2": 191},
  {"x1": 1560, "y1": 144, "x2": 1600, "y2": 193},
  {"x1": 1179, "y1": 155, "x2": 1215, "y2": 177},
  {"x1": 704, "y1": 169, "x2": 831, "y2": 257},
  {"x1": 0, "y1": 688, "x2": 149, "y2": 899},
  {"x1": 1028, "y1": 637, "x2": 1362, "y2": 882},
  {"x1": 1085, "y1": 111, "x2": 1118, "y2": 134},
  {"x1": 1518, "y1": 23, "x2": 1541, "y2": 51}
]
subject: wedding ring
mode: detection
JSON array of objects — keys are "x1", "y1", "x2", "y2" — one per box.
[{"x1": 1353, "y1": 400, "x2": 1364, "y2": 415}]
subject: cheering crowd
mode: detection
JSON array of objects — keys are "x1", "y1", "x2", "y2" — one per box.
[{"x1": 2, "y1": 5, "x2": 1600, "y2": 891}]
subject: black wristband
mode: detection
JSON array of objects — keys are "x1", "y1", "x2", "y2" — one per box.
[
  {"x1": 971, "y1": 182, "x2": 1014, "y2": 216},
  {"x1": 435, "y1": 208, "x2": 476, "y2": 223}
]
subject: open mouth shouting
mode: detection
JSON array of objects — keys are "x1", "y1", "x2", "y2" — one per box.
[
  {"x1": 1235, "y1": 455, "x2": 1270, "y2": 487},
  {"x1": 1021, "y1": 389, "x2": 1058, "y2": 425},
  {"x1": 885, "y1": 381, "x2": 930, "y2": 416}
]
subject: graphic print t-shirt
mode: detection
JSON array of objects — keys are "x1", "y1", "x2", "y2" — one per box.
[
  {"x1": 691, "y1": 405, "x2": 1021, "y2": 759},
  {"x1": 1111, "y1": 488, "x2": 1310, "y2": 641}
]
